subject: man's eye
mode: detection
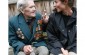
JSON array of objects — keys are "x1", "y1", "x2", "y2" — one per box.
[
  {"x1": 29, "y1": 6, "x2": 33, "y2": 8},
  {"x1": 29, "y1": 6, "x2": 35, "y2": 8}
]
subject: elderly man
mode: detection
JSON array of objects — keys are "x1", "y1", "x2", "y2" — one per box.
[
  {"x1": 47, "y1": 0, "x2": 77, "y2": 55},
  {"x1": 9, "y1": 0, "x2": 49, "y2": 55}
]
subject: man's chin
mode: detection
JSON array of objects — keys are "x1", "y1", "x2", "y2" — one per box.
[
  {"x1": 25, "y1": 13, "x2": 36, "y2": 17},
  {"x1": 30, "y1": 14, "x2": 36, "y2": 17}
]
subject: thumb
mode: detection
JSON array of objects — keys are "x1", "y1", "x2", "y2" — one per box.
[{"x1": 61, "y1": 48, "x2": 65, "y2": 53}]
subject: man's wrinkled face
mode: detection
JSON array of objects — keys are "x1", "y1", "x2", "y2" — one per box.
[
  {"x1": 54, "y1": 0, "x2": 66, "y2": 12},
  {"x1": 23, "y1": 1, "x2": 36, "y2": 18}
]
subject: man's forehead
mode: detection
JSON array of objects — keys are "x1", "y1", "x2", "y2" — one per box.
[
  {"x1": 28, "y1": 0, "x2": 34, "y2": 1},
  {"x1": 25, "y1": 0, "x2": 35, "y2": 8},
  {"x1": 27, "y1": 0, "x2": 34, "y2": 4}
]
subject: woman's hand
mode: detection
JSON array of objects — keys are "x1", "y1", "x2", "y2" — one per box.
[{"x1": 61, "y1": 48, "x2": 69, "y2": 55}]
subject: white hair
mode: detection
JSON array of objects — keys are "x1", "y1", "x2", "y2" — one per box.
[{"x1": 17, "y1": 0, "x2": 34, "y2": 12}]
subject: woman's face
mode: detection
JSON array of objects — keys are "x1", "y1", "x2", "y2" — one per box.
[{"x1": 54, "y1": 0, "x2": 66, "y2": 12}]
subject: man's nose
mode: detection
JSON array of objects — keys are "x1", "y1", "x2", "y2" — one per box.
[{"x1": 33, "y1": 7, "x2": 36, "y2": 11}]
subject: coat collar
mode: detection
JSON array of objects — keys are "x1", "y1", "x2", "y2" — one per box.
[
  {"x1": 54, "y1": 13, "x2": 67, "y2": 37},
  {"x1": 67, "y1": 8, "x2": 76, "y2": 25},
  {"x1": 18, "y1": 13, "x2": 32, "y2": 40},
  {"x1": 18, "y1": 13, "x2": 41, "y2": 41},
  {"x1": 54, "y1": 8, "x2": 76, "y2": 37}
]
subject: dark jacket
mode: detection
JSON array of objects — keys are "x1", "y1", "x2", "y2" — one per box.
[
  {"x1": 9, "y1": 13, "x2": 47, "y2": 55},
  {"x1": 47, "y1": 7, "x2": 77, "y2": 55}
]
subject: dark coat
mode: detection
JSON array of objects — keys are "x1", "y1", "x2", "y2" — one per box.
[
  {"x1": 9, "y1": 13, "x2": 47, "y2": 55},
  {"x1": 47, "y1": 8, "x2": 77, "y2": 55}
]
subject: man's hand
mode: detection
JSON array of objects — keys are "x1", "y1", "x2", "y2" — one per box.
[
  {"x1": 42, "y1": 10, "x2": 49, "y2": 23},
  {"x1": 61, "y1": 48, "x2": 69, "y2": 55},
  {"x1": 23, "y1": 45, "x2": 33, "y2": 55}
]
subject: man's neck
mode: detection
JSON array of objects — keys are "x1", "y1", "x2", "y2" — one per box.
[{"x1": 23, "y1": 15, "x2": 32, "y2": 22}]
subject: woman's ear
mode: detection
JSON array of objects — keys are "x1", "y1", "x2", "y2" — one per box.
[{"x1": 63, "y1": 0, "x2": 68, "y2": 5}]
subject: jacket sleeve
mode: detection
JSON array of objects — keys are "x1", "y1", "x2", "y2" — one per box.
[
  {"x1": 46, "y1": 15, "x2": 63, "y2": 55},
  {"x1": 9, "y1": 20, "x2": 25, "y2": 54}
]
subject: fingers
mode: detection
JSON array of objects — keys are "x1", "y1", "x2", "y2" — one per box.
[
  {"x1": 65, "y1": 50, "x2": 68, "y2": 52},
  {"x1": 26, "y1": 45, "x2": 33, "y2": 52},
  {"x1": 28, "y1": 45, "x2": 33, "y2": 52},
  {"x1": 61, "y1": 48, "x2": 69, "y2": 55},
  {"x1": 23, "y1": 45, "x2": 33, "y2": 55},
  {"x1": 42, "y1": 10, "x2": 49, "y2": 23},
  {"x1": 23, "y1": 46, "x2": 30, "y2": 54},
  {"x1": 40, "y1": 9, "x2": 49, "y2": 23},
  {"x1": 42, "y1": 9, "x2": 47, "y2": 19},
  {"x1": 61, "y1": 48, "x2": 65, "y2": 54}
]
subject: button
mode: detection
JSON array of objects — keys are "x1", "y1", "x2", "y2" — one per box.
[
  {"x1": 21, "y1": 36, "x2": 24, "y2": 39},
  {"x1": 18, "y1": 35, "x2": 21, "y2": 37},
  {"x1": 76, "y1": 25, "x2": 77, "y2": 26},
  {"x1": 18, "y1": 28, "x2": 21, "y2": 31},
  {"x1": 62, "y1": 29, "x2": 64, "y2": 31},
  {"x1": 20, "y1": 31, "x2": 22, "y2": 34},
  {"x1": 16, "y1": 31, "x2": 20, "y2": 34},
  {"x1": 68, "y1": 30, "x2": 70, "y2": 32},
  {"x1": 21, "y1": 34, "x2": 24, "y2": 36}
]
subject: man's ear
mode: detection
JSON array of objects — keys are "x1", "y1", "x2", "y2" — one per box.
[
  {"x1": 20, "y1": 9, "x2": 24, "y2": 14},
  {"x1": 21, "y1": 10, "x2": 24, "y2": 14},
  {"x1": 19, "y1": 7, "x2": 24, "y2": 13}
]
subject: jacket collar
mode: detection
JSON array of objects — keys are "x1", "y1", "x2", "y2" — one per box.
[
  {"x1": 54, "y1": 13, "x2": 67, "y2": 37},
  {"x1": 18, "y1": 13, "x2": 32, "y2": 40},
  {"x1": 54, "y1": 7, "x2": 76, "y2": 37},
  {"x1": 18, "y1": 13, "x2": 40, "y2": 41},
  {"x1": 67, "y1": 8, "x2": 76, "y2": 25}
]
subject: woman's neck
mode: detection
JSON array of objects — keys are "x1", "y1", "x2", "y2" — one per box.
[{"x1": 63, "y1": 6, "x2": 73, "y2": 16}]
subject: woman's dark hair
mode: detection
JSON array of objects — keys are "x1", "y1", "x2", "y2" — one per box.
[{"x1": 60, "y1": 0, "x2": 74, "y2": 7}]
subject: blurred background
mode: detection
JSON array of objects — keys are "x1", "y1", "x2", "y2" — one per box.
[{"x1": 8, "y1": 0, "x2": 76, "y2": 18}]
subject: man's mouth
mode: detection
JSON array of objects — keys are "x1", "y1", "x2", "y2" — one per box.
[{"x1": 32, "y1": 11, "x2": 36, "y2": 13}]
